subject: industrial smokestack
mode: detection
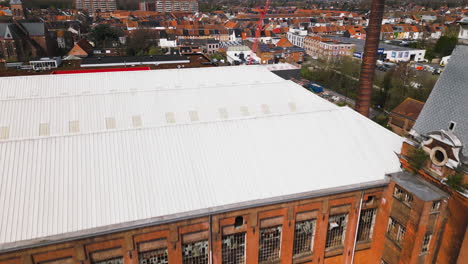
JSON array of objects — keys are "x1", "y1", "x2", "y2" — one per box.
[{"x1": 355, "y1": 0, "x2": 386, "y2": 117}]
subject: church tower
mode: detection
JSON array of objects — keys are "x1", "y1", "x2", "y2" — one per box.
[{"x1": 10, "y1": 0, "x2": 25, "y2": 20}]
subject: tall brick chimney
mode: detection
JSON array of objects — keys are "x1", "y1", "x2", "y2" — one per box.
[{"x1": 355, "y1": 0, "x2": 386, "y2": 117}]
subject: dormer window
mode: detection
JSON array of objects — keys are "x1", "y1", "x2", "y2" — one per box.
[{"x1": 448, "y1": 121, "x2": 456, "y2": 131}]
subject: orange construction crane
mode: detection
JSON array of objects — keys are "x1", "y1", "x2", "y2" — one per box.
[{"x1": 248, "y1": 0, "x2": 270, "y2": 65}]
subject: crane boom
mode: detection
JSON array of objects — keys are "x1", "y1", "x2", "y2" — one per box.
[{"x1": 248, "y1": 0, "x2": 270, "y2": 65}]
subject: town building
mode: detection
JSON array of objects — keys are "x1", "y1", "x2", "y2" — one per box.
[
  {"x1": 225, "y1": 45, "x2": 259, "y2": 65},
  {"x1": 327, "y1": 36, "x2": 426, "y2": 62},
  {"x1": 344, "y1": 25, "x2": 366, "y2": 40},
  {"x1": 387, "y1": 98, "x2": 425, "y2": 137},
  {"x1": 80, "y1": 55, "x2": 190, "y2": 67},
  {"x1": 75, "y1": 0, "x2": 117, "y2": 13},
  {"x1": 67, "y1": 38, "x2": 94, "y2": 57},
  {"x1": 253, "y1": 38, "x2": 304, "y2": 64},
  {"x1": 9, "y1": 0, "x2": 24, "y2": 20},
  {"x1": 139, "y1": 0, "x2": 199, "y2": 13},
  {"x1": 303, "y1": 34, "x2": 355, "y2": 60},
  {"x1": 400, "y1": 44, "x2": 468, "y2": 263},
  {"x1": 286, "y1": 28, "x2": 307, "y2": 48},
  {"x1": 0, "y1": 22, "x2": 53, "y2": 61},
  {"x1": 178, "y1": 38, "x2": 219, "y2": 55}
]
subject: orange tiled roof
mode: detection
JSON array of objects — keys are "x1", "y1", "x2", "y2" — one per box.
[
  {"x1": 276, "y1": 37, "x2": 294, "y2": 48},
  {"x1": 391, "y1": 98, "x2": 425, "y2": 121}
]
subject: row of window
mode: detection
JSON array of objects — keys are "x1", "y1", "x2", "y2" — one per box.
[
  {"x1": 394, "y1": 185, "x2": 442, "y2": 213},
  {"x1": 38, "y1": 209, "x2": 377, "y2": 264},
  {"x1": 386, "y1": 217, "x2": 432, "y2": 254}
]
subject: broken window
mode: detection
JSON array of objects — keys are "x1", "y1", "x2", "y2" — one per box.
[
  {"x1": 293, "y1": 219, "x2": 316, "y2": 256},
  {"x1": 222, "y1": 232, "x2": 246, "y2": 264},
  {"x1": 431, "y1": 201, "x2": 441, "y2": 212},
  {"x1": 393, "y1": 186, "x2": 413, "y2": 205},
  {"x1": 258, "y1": 226, "x2": 282, "y2": 263},
  {"x1": 421, "y1": 234, "x2": 432, "y2": 254},
  {"x1": 387, "y1": 217, "x2": 406, "y2": 246},
  {"x1": 182, "y1": 240, "x2": 208, "y2": 264},
  {"x1": 357, "y1": 208, "x2": 377, "y2": 242},
  {"x1": 325, "y1": 214, "x2": 348, "y2": 249},
  {"x1": 139, "y1": 248, "x2": 169, "y2": 264}
]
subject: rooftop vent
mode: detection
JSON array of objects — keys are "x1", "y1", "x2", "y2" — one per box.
[
  {"x1": 69, "y1": 120, "x2": 80, "y2": 133},
  {"x1": 106, "y1": 117, "x2": 116, "y2": 129},
  {"x1": 39, "y1": 123, "x2": 50, "y2": 136},
  {"x1": 165, "y1": 112, "x2": 176, "y2": 124},
  {"x1": 132, "y1": 115, "x2": 142, "y2": 127},
  {"x1": 0, "y1": 127, "x2": 9, "y2": 140}
]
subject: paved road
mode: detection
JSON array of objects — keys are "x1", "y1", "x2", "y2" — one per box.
[{"x1": 322, "y1": 88, "x2": 382, "y2": 119}]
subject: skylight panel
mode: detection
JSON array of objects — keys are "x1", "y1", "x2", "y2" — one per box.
[
  {"x1": 69, "y1": 120, "x2": 80, "y2": 133},
  {"x1": 106, "y1": 117, "x2": 116, "y2": 129},
  {"x1": 165, "y1": 112, "x2": 176, "y2": 124},
  {"x1": 0, "y1": 127, "x2": 9, "y2": 139},
  {"x1": 39, "y1": 123, "x2": 50, "y2": 136}
]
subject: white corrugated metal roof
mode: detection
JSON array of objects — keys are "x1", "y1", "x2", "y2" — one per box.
[
  {"x1": 0, "y1": 66, "x2": 282, "y2": 100},
  {"x1": 0, "y1": 66, "x2": 403, "y2": 250},
  {"x1": 0, "y1": 81, "x2": 335, "y2": 140}
]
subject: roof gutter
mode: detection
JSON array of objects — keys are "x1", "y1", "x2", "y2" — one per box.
[{"x1": 0, "y1": 179, "x2": 390, "y2": 254}]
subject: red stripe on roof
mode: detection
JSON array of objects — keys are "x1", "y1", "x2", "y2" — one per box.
[{"x1": 51, "y1": 67, "x2": 151, "y2": 74}]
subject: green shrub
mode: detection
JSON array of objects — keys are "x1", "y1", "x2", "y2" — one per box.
[{"x1": 408, "y1": 148, "x2": 429, "y2": 171}]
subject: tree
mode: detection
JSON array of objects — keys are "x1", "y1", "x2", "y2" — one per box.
[
  {"x1": 126, "y1": 29, "x2": 160, "y2": 56},
  {"x1": 148, "y1": 46, "x2": 164, "y2": 56},
  {"x1": 90, "y1": 24, "x2": 122, "y2": 48},
  {"x1": 433, "y1": 36, "x2": 458, "y2": 57},
  {"x1": 210, "y1": 52, "x2": 227, "y2": 62},
  {"x1": 375, "y1": 69, "x2": 394, "y2": 109}
]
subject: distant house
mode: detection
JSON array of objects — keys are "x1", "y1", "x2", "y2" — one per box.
[
  {"x1": 67, "y1": 39, "x2": 93, "y2": 57},
  {"x1": 387, "y1": 98, "x2": 425, "y2": 136}
]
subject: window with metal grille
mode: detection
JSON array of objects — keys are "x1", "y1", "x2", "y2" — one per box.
[
  {"x1": 258, "y1": 226, "x2": 282, "y2": 263},
  {"x1": 92, "y1": 257, "x2": 124, "y2": 264},
  {"x1": 293, "y1": 219, "x2": 316, "y2": 256},
  {"x1": 421, "y1": 234, "x2": 432, "y2": 253},
  {"x1": 326, "y1": 214, "x2": 348, "y2": 249},
  {"x1": 393, "y1": 186, "x2": 413, "y2": 205},
  {"x1": 139, "y1": 248, "x2": 169, "y2": 264},
  {"x1": 222, "y1": 233, "x2": 246, "y2": 264},
  {"x1": 386, "y1": 217, "x2": 406, "y2": 246},
  {"x1": 182, "y1": 240, "x2": 208, "y2": 264},
  {"x1": 357, "y1": 208, "x2": 377, "y2": 242}
]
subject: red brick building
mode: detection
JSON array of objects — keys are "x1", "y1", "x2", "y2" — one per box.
[
  {"x1": 387, "y1": 98, "x2": 425, "y2": 137},
  {"x1": 303, "y1": 35, "x2": 355, "y2": 60},
  {"x1": 0, "y1": 46, "x2": 467, "y2": 264}
]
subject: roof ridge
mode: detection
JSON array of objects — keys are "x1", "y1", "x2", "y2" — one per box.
[{"x1": 0, "y1": 80, "x2": 288, "y2": 101}]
